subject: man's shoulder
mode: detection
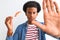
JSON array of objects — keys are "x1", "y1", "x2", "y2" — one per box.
[{"x1": 16, "y1": 21, "x2": 27, "y2": 29}]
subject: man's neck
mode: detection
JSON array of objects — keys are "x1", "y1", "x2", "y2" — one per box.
[
  {"x1": 27, "y1": 20, "x2": 36, "y2": 24},
  {"x1": 27, "y1": 21, "x2": 33, "y2": 25}
]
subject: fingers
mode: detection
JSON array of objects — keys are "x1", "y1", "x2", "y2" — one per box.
[
  {"x1": 14, "y1": 11, "x2": 21, "y2": 17},
  {"x1": 46, "y1": 0, "x2": 51, "y2": 12},
  {"x1": 43, "y1": 0, "x2": 60, "y2": 15},
  {"x1": 43, "y1": 0, "x2": 53, "y2": 14},
  {"x1": 32, "y1": 20, "x2": 46, "y2": 31},
  {"x1": 43, "y1": 0, "x2": 49, "y2": 17},
  {"x1": 5, "y1": 11, "x2": 21, "y2": 25},
  {"x1": 5, "y1": 16, "x2": 13, "y2": 25},
  {"x1": 49, "y1": 0, "x2": 55, "y2": 12},
  {"x1": 43, "y1": 0, "x2": 48, "y2": 13},
  {"x1": 54, "y1": 2, "x2": 60, "y2": 14},
  {"x1": 6, "y1": 16, "x2": 13, "y2": 22}
]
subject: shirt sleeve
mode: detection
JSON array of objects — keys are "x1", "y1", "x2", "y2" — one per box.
[
  {"x1": 6, "y1": 26, "x2": 20, "y2": 40},
  {"x1": 6, "y1": 36, "x2": 13, "y2": 40}
]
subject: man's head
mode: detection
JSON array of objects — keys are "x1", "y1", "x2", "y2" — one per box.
[{"x1": 23, "y1": 1, "x2": 41, "y2": 22}]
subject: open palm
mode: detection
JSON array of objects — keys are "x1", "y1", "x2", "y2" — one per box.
[{"x1": 32, "y1": 0, "x2": 60, "y2": 38}]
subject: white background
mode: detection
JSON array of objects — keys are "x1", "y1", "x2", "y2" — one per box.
[{"x1": 0, "y1": 0, "x2": 60, "y2": 40}]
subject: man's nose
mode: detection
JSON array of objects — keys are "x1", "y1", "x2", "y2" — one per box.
[{"x1": 30, "y1": 13, "x2": 33, "y2": 17}]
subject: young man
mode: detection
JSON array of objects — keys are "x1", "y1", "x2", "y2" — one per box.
[
  {"x1": 5, "y1": 1, "x2": 46, "y2": 40},
  {"x1": 5, "y1": 0, "x2": 60, "y2": 40}
]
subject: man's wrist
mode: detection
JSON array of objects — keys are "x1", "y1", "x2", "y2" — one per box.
[{"x1": 7, "y1": 30, "x2": 13, "y2": 36}]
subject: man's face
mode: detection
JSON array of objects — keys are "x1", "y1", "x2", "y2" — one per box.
[{"x1": 25, "y1": 7, "x2": 38, "y2": 22}]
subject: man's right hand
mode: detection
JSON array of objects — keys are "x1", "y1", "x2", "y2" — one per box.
[
  {"x1": 5, "y1": 16, "x2": 13, "y2": 36},
  {"x1": 5, "y1": 11, "x2": 21, "y2": 36}
]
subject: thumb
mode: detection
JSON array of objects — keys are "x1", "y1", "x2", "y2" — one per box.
[{"x1": 32, "y1": 21, "x2": 46, "y2": 31}]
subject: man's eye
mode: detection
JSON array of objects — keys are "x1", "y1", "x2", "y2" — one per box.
[{"x1": 33, "y1": 12, "x2": 35, "y2": 14}]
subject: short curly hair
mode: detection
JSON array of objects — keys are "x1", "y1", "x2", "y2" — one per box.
[{"x1": 23, "y1": 1, "x2": 41, "y2": 13}]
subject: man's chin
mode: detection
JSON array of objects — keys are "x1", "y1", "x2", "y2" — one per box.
[
  {"x1": 29, "y1": 20, "x2": 36, "y2": 22},
  {"x1": 30, "y1": 19, "x2": 34, "y2": 21}
]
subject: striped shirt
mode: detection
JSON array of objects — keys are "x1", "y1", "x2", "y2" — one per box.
[{"x1": 25, "y1": 24, "x2": 38, "y2": 40}]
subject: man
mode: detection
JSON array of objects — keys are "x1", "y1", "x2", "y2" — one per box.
[
  {"x1": 5, "y1": 0, "x2": 60, "y2": 40},
  {"x1": 5, "y1": 1, "x2": 46, "y2": 40}
]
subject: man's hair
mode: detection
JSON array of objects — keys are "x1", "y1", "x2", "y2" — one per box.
[{"x1": 23, "y1": 1, "x2": 41, "y2": 13}]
